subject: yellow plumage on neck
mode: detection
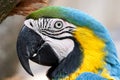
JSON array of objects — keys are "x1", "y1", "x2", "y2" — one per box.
[{"x1": 62, "y1": 27, "x2": 113, "y2": 80}]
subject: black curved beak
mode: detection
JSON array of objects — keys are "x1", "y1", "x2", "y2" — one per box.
[
  {"x1": 17, "y1": 26, "x2": 59, "y2": 76},
  {"x1": 17, "y1": 26, "x2": 44, "y2": 76}
]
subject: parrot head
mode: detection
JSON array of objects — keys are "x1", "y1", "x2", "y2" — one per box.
[
  {"x1": 17, "y1": 18, "x2": 79, "y2": 76},
  {"x1": 17, "y1": 6, "x2": 120, "y2": 79}
]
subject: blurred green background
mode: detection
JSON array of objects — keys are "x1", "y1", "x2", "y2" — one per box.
[{"x1": 0, "y1": 0, "x2": 120, "y2": 80}]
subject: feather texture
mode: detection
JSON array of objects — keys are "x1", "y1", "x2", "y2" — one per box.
[{"x1": 27, "y1": 6, "x2": 120, "y2": 80}]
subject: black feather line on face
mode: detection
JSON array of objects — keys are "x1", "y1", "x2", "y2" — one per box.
[
  {"x1": 47, "y1": 38, "x2": 84, "y2": 79},
  {"x1": 42, "y1": 31, "x2": 72, "y2": 37},
  {"x1": 42, "y1": 26, "x2": 74, "y2": 33},
  {"x1": 25, "y1": 18, "x2": 75, "y2": 39},
  {"x1": 39, "y1": 26, "x2": 74, "y2": 38}
]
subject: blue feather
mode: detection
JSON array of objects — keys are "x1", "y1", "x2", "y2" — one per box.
[
  {"x1": 76, "y1": 72, "x2": 107, "y2": 80},
  {"x1": 28, "y1": 6, "x2": 120, "y2": 79}
]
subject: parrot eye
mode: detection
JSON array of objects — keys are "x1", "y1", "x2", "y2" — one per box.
[{"x1": 54, "y1": 21, "x2": 63, "y2": 29}]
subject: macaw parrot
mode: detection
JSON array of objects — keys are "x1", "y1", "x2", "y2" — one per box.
[{"x1": 16, "y1": 6, "x2": 120, "y2": 80}]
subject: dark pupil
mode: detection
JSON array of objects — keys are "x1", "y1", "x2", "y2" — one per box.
[
  {"x1": 57, "y1": 23, "x2": 61, "y2": 26},
  {"x1": 54, "y1": 21, "x2": 63, "y2": 29}
]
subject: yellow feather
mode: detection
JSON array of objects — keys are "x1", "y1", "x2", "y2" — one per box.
[{"x1": 62, "y1": 27, "x2": 113, "y2": 80}]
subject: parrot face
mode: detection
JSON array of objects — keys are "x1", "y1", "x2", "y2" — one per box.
[
  {"x1": 17, "y1": 6, "x2": 120, "y2": 80},
  {"x1": 17, "y1": 18, "x2": 78, "y2": 76}
]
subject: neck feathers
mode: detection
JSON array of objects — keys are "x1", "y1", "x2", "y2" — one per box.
[
  {"x1": 50, "y1": 27, "x2": 114, "y2": 80},
  {"x1": 64, "y1": 27, "x2": 113, "y2": 80}
]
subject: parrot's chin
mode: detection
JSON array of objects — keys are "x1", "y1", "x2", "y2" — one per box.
[{"x1": 17, "y1": 26, "x2": 59, "y2": 76}]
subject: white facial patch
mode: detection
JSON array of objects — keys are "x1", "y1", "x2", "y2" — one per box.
[
  {"x1": 43, "y1": 36, "x2": 74, "y2": 61},
  {"x1": 24, "y1": 18, "x2": 76, "y2": 61}
]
